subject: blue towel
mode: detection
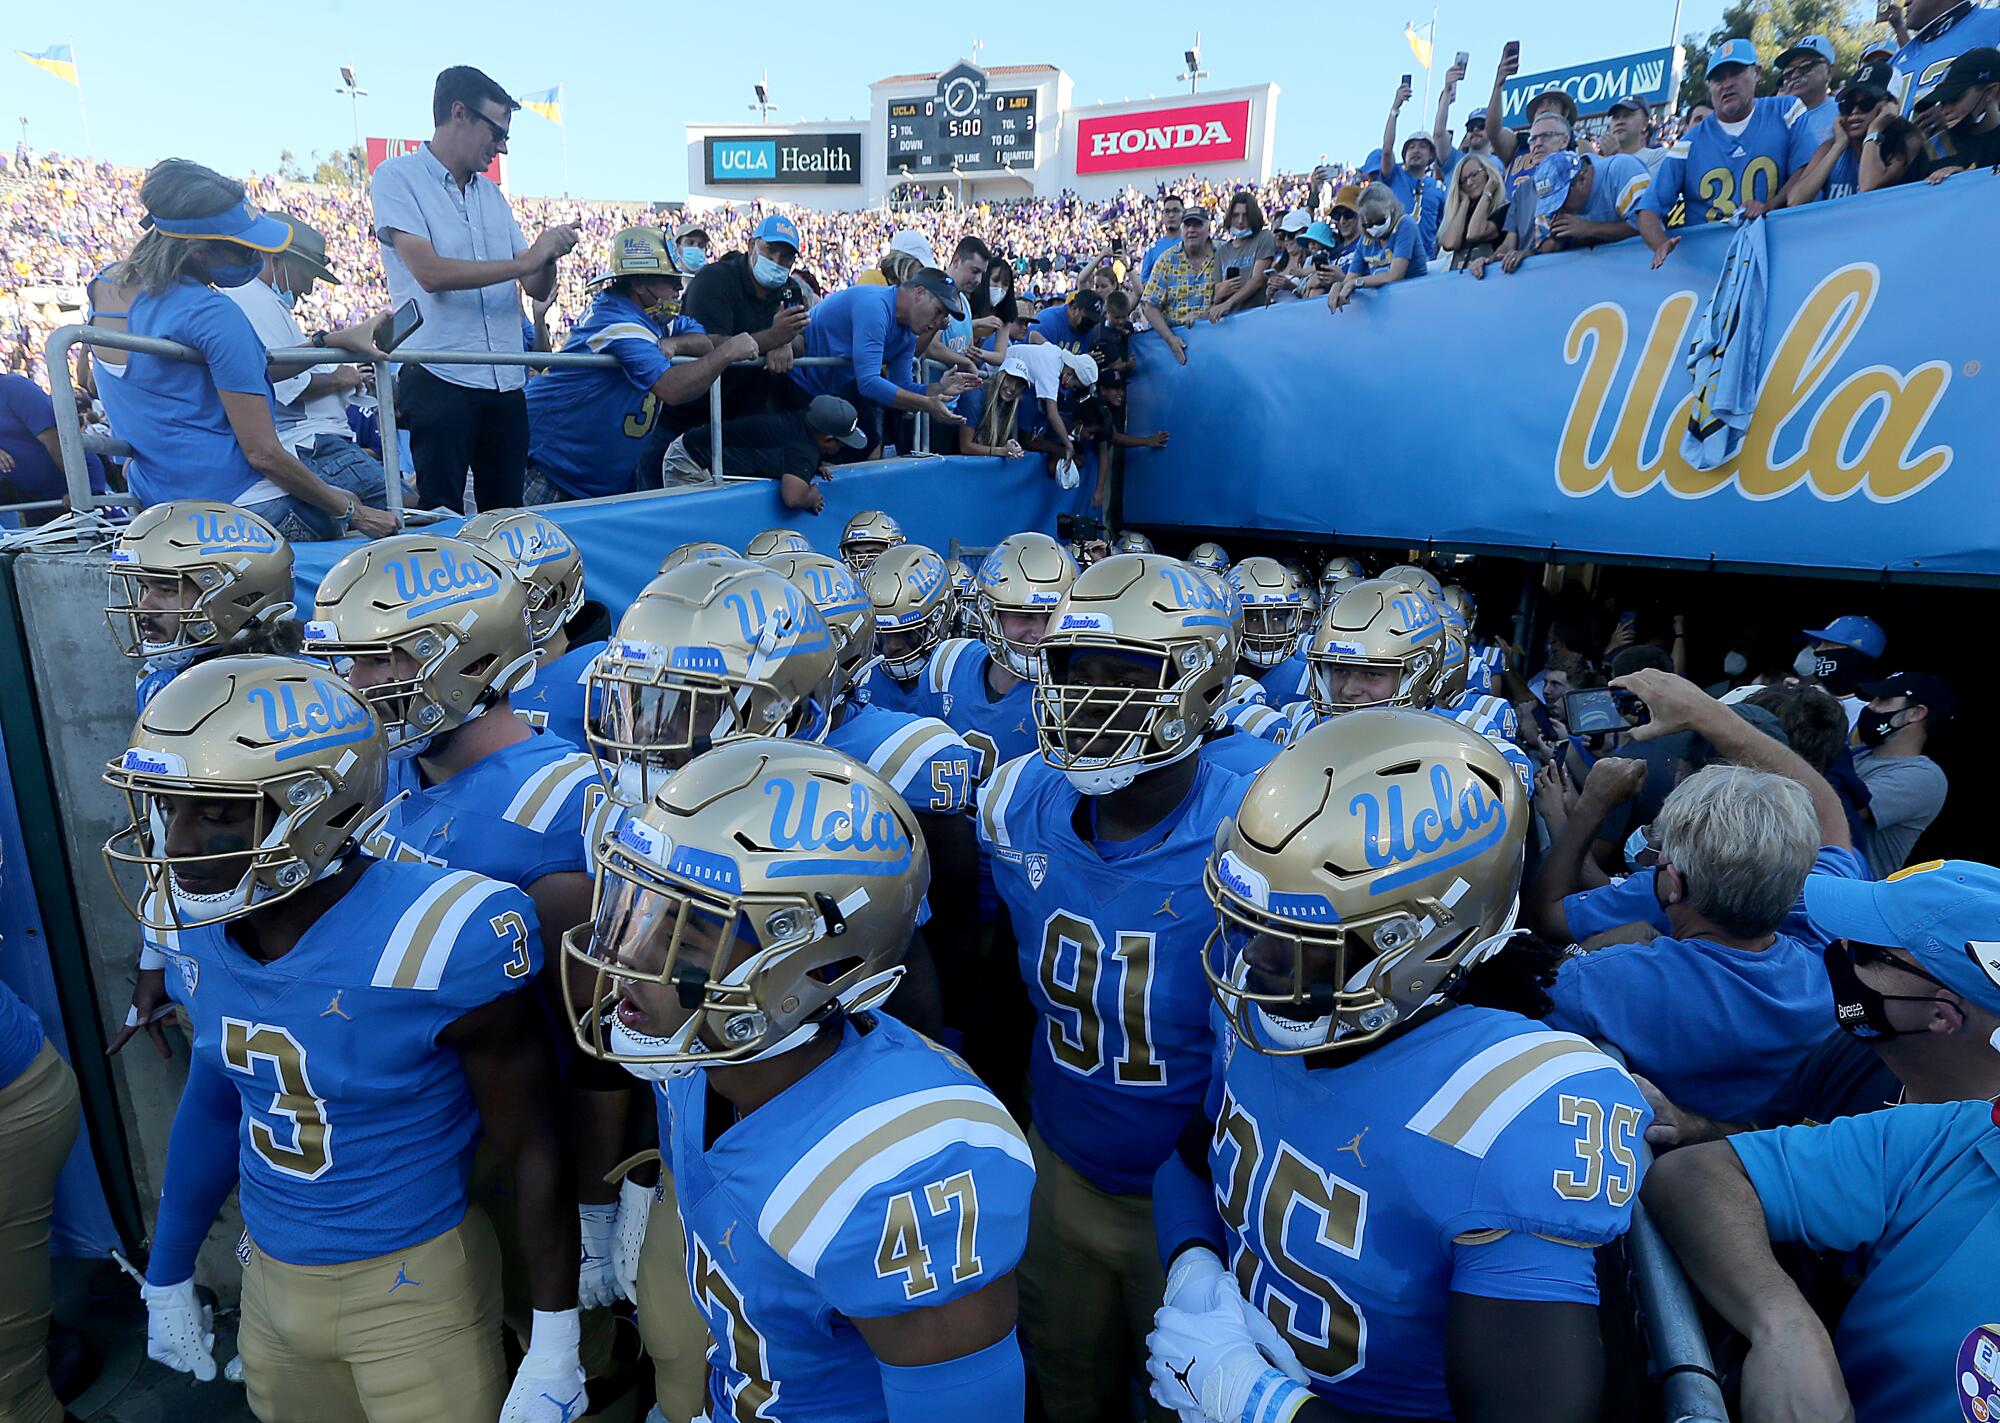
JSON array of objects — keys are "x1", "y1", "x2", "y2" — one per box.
[{"x1": 1681, "y1": 213, "x2": 1769, "y2": 470}]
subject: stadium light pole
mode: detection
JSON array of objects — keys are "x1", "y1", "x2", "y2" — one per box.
[
  {"x1": 1177, "y1": 34, "x2": 1209, "y2": 96},
  {"x1": 751, "y1": 72, "x2": 777, "y2": 124},
  {"x1": 334, "y1": 64, "x2": 367, "y2": 155}
]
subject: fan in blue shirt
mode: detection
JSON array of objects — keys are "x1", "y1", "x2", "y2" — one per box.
[
  {"x1": 1363, "y1": 134, "x2": 1449, "y2": 256},
  {"x1": 789, "y1": 276, "x2": 968, "y2": 428},
  {"x1": 1644, "y1": 858, "x2": 2000, "y2": 1423},
  {"x1": 1893, "y1": 0, "x2": 2000, "y2": 112}
]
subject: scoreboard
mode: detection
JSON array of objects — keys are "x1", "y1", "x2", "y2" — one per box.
[{"x1": 886, "y1": 62, "x2": 1040, "y2": 176}]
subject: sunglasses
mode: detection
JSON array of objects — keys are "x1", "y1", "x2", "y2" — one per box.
[
  {"x1": 463, "y1": 106, "x2": 511, "y2": 144},
  {"x1": 1838, "y1": 92, "x2": 1885, "y2": 114}
]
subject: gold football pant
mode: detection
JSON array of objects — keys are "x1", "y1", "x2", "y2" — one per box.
[
  {"x1": 238, "y1": 1208, "x2": 505, "y2": 1423},
  {"x1": 1018, "y1": 1125, "x2": 1174, "y2": 1423},
  {"x1": 634, "y1": 1172, "x2": 713, "y2": 1423},
  {"x1": 0, "y1": 1043, "x2": 80, "y2": 1423}
]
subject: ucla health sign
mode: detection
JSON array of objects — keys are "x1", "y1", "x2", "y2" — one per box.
[
  {"x1": 1122, "y1": 177, "x2": 2000, "y2": 581},
  {"x1": 1499, "y1": 47, "x2": 1679, "y2": 123},
  {"x1": 703, "y1": 133, "x2": 862, "y2": 186}
]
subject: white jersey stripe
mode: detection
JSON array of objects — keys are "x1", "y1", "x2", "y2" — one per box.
[{"x1": 503, "y1": 753, "x2": 598, "y2": 832}]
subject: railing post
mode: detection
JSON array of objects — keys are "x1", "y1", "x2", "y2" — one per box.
[
  {"x1": 708, "y1": 377, "x2": 723, "y2": 485},
  {"x1": 43, "y1": 325, "x2": 97, "y2": 513},
  {"x1": 374, "y1": 360, "x2": 406, "y2": 522}
]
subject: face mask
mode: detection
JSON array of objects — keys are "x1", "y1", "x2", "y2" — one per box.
[
  {"x1": 1812, "y1": 645, "x2": 1871, "y2": 695},
  {"x1": 988, "y1": 283, "x2": 1007, "y2": 304},
  {"x1": 678, "y1": 246, "x2": 708, "y2": 273},
  {"x1": 1623, "y1": 824, "x2": 1652, "y2": 869},
  {"x1": 646, "y1": 296, "x2": 681, "y2": 324},
  {"x1": 208, "y1": 251, "x2": 265, "y2": 289},
  {"x1": 1365, "y1": 219, "x2": 1392, "y2": 238},
  {"x1": 275, "y1": 282, "x2": 298, "y2": 312},
  {"x1": 1793, "y1": 645, "x2": 1820, "y2": 678},
  {"x1": 1227, "y1": 225, "x2": 1252, "y2": 240},
  {"x1": 752, "y1": 255, "x2": 791, "y2": 290},
  {"x1": 1857, "y1": 707, "x2": 1911, "y2": 747},
  {"x1": 1723, "y1": 650, "x2": 1748, "y2": 678},
  {"x1": 1823, "y1": 943, "x2": 1937, "y2": 1040}
]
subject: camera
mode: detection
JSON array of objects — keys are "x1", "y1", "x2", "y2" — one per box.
[{"x1": 1057, "y1": 513, "x2": 1106, "y2": 545}]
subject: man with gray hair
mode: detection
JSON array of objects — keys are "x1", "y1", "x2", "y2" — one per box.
[{"x1": 1538, "y1": 669, "x2": 1867, "y2": 1123}]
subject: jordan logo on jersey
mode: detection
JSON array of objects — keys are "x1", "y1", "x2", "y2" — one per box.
[
  {"x1": 1338, "y1": 1127, "x2": 1370, "y2": 1168},
  {"x1": 387, "y1": 1263, "x2": 422, "y2": 1293},
  {"x1": 718, "y1": 1222, "x2": 739, "y2": 1263},
  {"x1": 1025, "y1": 853, "x2": 1049, "y2": 890},
  {"x1": 321, "y1": 991, "x2": 353, "y2": 1020},
  {"x1": 1155, "y1": 892, "x2": 1180, "y2": 919}
]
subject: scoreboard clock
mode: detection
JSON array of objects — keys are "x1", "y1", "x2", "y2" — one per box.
[{"x1": 886, "y1": 61, "x2": 1040, "y2": 176}]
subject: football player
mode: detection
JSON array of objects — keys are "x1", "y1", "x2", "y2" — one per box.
[
  {"x1": 744, "y1": 527, "x2": 812, "y2": 559},
  {"x1": 840, "y1": 508, "x2": 907, "y2": 573},
  {"x1": 1187, "y1": 541, "x2": 1229, "y2": 576},
  {"x1": 563, "y1": 739, "x2": 1036, "y2": 1423},
  {"x1": 1435, "y1": 584, "x2": 1524, "y2": 760},
  {"x1": 1112, "y1": 530, "x2": 1156, "y2": 555},
  {"x1": 945, "y1": 557, "x2": 979, "y2": 639},
  {"x1": 1199, "y1": 568, "x2": 1289, "y2": 776},
  {"x1": 105, "y1": 500, "x2": 300, "y2": 714},
  {"x1": 861, "y1": 544, "x2": 954, "y2": 718},
  {"x1": 926, "y1": 532, "x2": 1079, "y2": 784},
  {"x1": 977, "y1": 552, "x2": 1250, "y2": 1423},
  {"x1": 658, "y1": 540, "x2": 736, "y2": 575},
  {"x1": 105, "y1": 656, "x2": 583, "y2": 1423},
  {"x1": 458, "y1": 509, "x2": 609, "y2": 750},
  {"x1": 1147, "y1": 712, "x2": 1649, "y2": 1423},
  {"x1": 1226, "y1": 557, "x2": 1311, "y2": 708}
]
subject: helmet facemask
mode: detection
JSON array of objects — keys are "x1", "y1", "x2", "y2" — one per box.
[
  {"x1": 1239, "y1": 603, "x2": 1304, "y2": 668},
  {"x1": 1307, "y1": 646, "x2": 1439, "y2": 718},
  {"x1": 978, "y1": 598, "x2": 1054, "y2": 680},
  {"x1": 106, "y1": 563, "x2": 292, "y2": 659},
  {"x1": 876, "y1": 600, "x2": 950, "y2": 681},
  {"x1": 1034, "y1": 643, "x2": 1210, "y2": 795},
  {"x1": 305, "y1": 627, "x2": 537, "y2": 759}
]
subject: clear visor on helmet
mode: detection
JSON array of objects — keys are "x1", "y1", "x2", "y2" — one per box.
[
  {"x1": 1240, "y1": 605, "x2": 1304, "y2": 667},
  {"x1": 106, "y1": 565, "x2": 225, "y2": 658},
  {"x1": 1033, "y1": 644, "x2": 1191, "y2": 774},
  {"x1": 586, "y1": 659, "x2": 798, "y2": 804},
  {"x1": 100, "y1": 771, "x2": 328, "y2": 930}
]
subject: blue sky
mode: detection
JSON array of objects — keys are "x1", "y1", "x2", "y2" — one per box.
[{"x1": 3, "y1": 2, "x2": 1727, "y2": 200}]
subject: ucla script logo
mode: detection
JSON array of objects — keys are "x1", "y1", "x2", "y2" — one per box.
[
  {"x1": 246, "y1": 678, "x2": 375, "y2": 761},
  {"x1": 1351, "y1": 764, "x2": 1507, "y2": 895},
  {"x1": 721, "y1": 583, "x2": 832, "y2": 655},
  {"x1": 496, "y1": 519, "x2": 572, "y2": 568},
  {"x1": 1391, "y1": 594, "x2": 1441, "y2": 640},
  {"x1": 187, "y1": 508, "x2": 280, "y2": 555},
  {"x1": 763, "y1": 776, "x2": 912, "y2": 877},
  {"x1": 389, "y1": 549, "x2": 497, "y2": 618},
  {"x1": 1558, "y1": 264, "x2": 1950, "y2": 503}
]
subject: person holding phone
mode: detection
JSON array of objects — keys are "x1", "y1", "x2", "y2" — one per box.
[{"x1": 1369, "y1": 76, "x2": 1449, "y2": 255}]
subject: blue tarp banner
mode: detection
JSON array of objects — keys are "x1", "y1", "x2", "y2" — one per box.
[
  {"x1": 291, "y1": 454, "x2": 1082, "y2": 614},
  {"x1": 1122, "y1": 174, "x2": 2000, "y2": 580}
]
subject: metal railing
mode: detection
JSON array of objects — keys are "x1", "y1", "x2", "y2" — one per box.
[{"x1": 22, "y1": 324, "x2": 953, "y2": 523}]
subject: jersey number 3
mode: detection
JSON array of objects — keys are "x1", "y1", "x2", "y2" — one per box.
[{"x1": 221, "y1": 1018, "x2": 332, "y2": 1181}]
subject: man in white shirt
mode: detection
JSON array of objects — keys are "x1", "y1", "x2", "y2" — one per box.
[{"x1": 219, "y1": 216, "x2": 392, "y2": 510}]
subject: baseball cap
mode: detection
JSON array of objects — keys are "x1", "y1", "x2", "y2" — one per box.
[
  {"x1": 1060, "y1": 350, "x2": 1098, "y2": 388},
  {"x1": 1929, "y1": 46, "x2": 2000, "y2": 103},
  {"x1": 806, "y1": 394, "x2": 868, "y2": 450},
  {"x1": 1331, "y1": 185, "x2": 1363, "y2": 215},
  {"x1": 1841, "y1": 59, "x2": 1897, "y2": 100},
  {"x1": 1465, "y1": 107, "x2": 1488, "y2": 127},
  {"x1": 1856, "y1": 670, "x2": 1956, "y2": 725},
  {"x1": 1606, "y1": 95, "x2": 1651, "y2": 119},
  {"x1": 1805, "y1": 860, "x2": 2000, "y2": 1018},
  {"x1": 1302, "y1": 220, "x2": 1339, "y2": 248},
  {"x1": 888, "y1": 229, "x2": 938, "y2": 266},
  {"x1": 272, "y1": 215, "x2": 340, "y2": 285},
  {"x1": 1068, "y1": 289, "x2": 1105, "y2": 319},
  {"x1": 1278, "y1": 206, "x2": 1312, "y2": 233},
  {"x1": 1707, "y1": 37, "x2": 1761, "y2": 77},
  {"x1": 753, "y1": 214, "x2": 801, "y2": 250},
  {"x1": 1000, "y1": 353, "x2": 1032, "y2": 382},
  {"x1": 1531, "y1": 151, "x2": 1585, "y2": 217},
  {"x1": 1181, "y1": 206, "x2": 1211, "y2": 225},
  {"x1": 1775, "y1": 34, "x2": 1835, "y2": 71},
  {"x1": 907, "y1": 268, "x2": 967, "y2": 319},
  {"x1": 1802, "y1": 613, "x2": 1886, "y2": 660}
]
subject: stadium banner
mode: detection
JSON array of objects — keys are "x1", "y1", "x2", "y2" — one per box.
[
  {"x1": 1122, "y1": 175, "x2": 2000, "y2": 581},
  {"x1": 703, "y1": 133, "x2": 864, "y2": 186},
  {"x1": 289, "y1": 454, "x2": 1085, "y2": 614},
  {"x1": 1076, "y1": 98, "x2": 1252, "y2": 175},
  {"x1": 365, "y1": 136, "x2": 504, "y2": 185},
  {"x1": 1498, "y1": 46, "x2": 1679, "y2": 124}
]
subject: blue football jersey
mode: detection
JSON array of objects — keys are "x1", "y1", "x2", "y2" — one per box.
[
  {"x1": 1441, "y1": 696, "x2": 1535, "y2": 793},
  {"x1": 515, "y1": 638, "x2": 604, "y2": 751},
  {"x1": 1211, "y1": 1008, "x2": 1649, "y2": 1417},
  {"x1": 524, "y1": 291, "x2": 675, "y2": 499},
  {"x1": 1894, "y1": 3, "x2": 2000, "y2": 112},
  {"x1": 978, "y1": 754, "x2": 1249, "y2": 1194},
  {"x1": 659, "y1": 1013, "x2": 1034, "y2": 1422},
  {"x1": 926, "y1": 638, "x2": 1038, "y2": 786},
  {"x1": 1256, "y1": 651, "x2": 1311, "y2": 705},
  {"x1": 825, "y1": 703, "x2": 977, "y2": 815},
  {"x1": 1202, "y1": 732, "x2": 1284, "y2": 776},
  {"x1": 858, "y1": 662, "x2": 938, "y2": 720},
  {"x1": 1468, "y1": 641, "x2": 1506, "y2": 697},
  {"x1": 1641, "y1": 97, "x2": 1819, "y2": 225},
  {"x1": 363, "y1": 735, "x2": 597, "y2": 888},
  {"x1": 150, "y1": 860, "x2": 542, "y2": 1265}
]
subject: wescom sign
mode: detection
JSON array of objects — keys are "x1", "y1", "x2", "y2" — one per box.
[{"x1": 1075, "y1": 98, "x2": 1252, "y2": 175}]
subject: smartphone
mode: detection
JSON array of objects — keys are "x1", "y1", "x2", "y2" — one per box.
[
  {"x1": 1224, "y1": 266, "x2": 1241, "y2": 280},
  {"x1": 1455, "y1": 50, "x2": 1470, "y2": 70},
  {"x1": 1402, "y1": 73, "x2": 1413, "y2": 89},
  {"x1": 1564, "y1": 688, "x2": 1628, "y2": 736},
  {"x1": 1504, "y1": 39, "x2": 1521, "y2": 62},
  {"x1": 380, "y1": 298, "x2": 423, "y2": 353}
]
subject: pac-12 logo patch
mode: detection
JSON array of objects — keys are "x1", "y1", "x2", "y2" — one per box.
[
  {"x1": 1025, "y1": 853, "x2": 1048, "y2": 890},
  {"x1": 1960, "y1": 1323, "x2": 2000, "y2": 1423}
]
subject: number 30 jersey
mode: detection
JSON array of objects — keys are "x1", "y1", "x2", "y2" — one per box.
[
  {"x1": 150, "y1": 859, "x2": 542, "y2": 1265},
  {"x1": 1209, "y1": 1007, "x2": 1651, "y2": 1418},
  {"x1": 659, "y1": 1013, "x2": 1034, "y2": 1422},
  {"x1": 979, "y1": 753, "x2": 1250, "y2": 1194}
]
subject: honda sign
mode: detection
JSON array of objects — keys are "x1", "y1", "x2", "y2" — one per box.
[{"x1": 1075, "y1": 98, "x2": 1252, "y2": 174}]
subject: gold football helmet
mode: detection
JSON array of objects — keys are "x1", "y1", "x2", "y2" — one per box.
[
  {"x1": 457, "y1": 508, "x2": 586, "y2": 646},
  {"x1": 105, "y1": 501, "x2": 295, "y2": 658},
  {"x1": 1205, "y1": 709, "x2": 1526, "y2": 1055},
  {"x1": 659, "y1": 540, "x2": 737, "y2": 575},
  {"x1": 975, "y1": 532, "x2": 1080, "y2": 679},
  {"x1": 1033, "y1": 554, "x2": 1232, "y2": 794},
  {"x1": 839, "y1": 510, "x2": 906, "y2": 572},
  {"x1": 865, "y1": 544, "x2": 952, "y2": 681},
  {"x1": 563, "y1": 739, "x2": 929, "y2": 1077},
  {"x1": 1318, "y1": 555, "x2": 1364, "y2": 591},
  {"x1": 744, "y1": 528, "x2": 812, "y2": 559},
  {"x1": 1186, "y1": 541, "x2": 1229, "y2": 574},
  {"x1": 1305, "y1": 578, "x2": 1447, "y2": 718},
  {"x1": 762, "y1": 550, "x2": 876, "y2": 705},
  {"x1": 945, "y1": 558, "x2": 978, "y2": 636},
  {"x1": 1112, "y1": 530, "x2": 1156, "y2": 555},
  {"x1": 1436, "y1": 589, "x2": 1472, "y2": 704},
  {"x1": 103, "y1": 655, "x2": 388, "y2": 930},
  {"x1": 1381, "y1": 563, "x2": 1445, "y2": 602},
  {"x1": 588, "y1": 559, "x2": 835, "y2": 805},
  {"x1": 304, "y1": 535, "x2": 537, "y2": 753},
  {"x1": 1226, "y1": 556, "x2": 1308, "y2": 669}
]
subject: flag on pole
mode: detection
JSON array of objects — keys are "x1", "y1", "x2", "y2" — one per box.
[
  {"x1": 14, "y1": 44, "x2": 79, "y2": 86},
  {"x1": 1402, "y1": 22, "x2": 1434, "y2": 70},
  {"x1": 520, "y1": 85, "x2": 563, "y2": 125}
]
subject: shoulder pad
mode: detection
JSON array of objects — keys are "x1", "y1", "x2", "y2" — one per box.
[{"x1": 368, "y1": 869, "x2": 540, "y2": 997}]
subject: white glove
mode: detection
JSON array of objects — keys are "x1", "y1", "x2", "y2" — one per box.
[
  {"x1": 499, "y1": 1309, "x2": 587, "y2": 1423},
  {"x1": 578, "y1": 1203, "x2": 619, "y2": 1311},
  {"x1": 141, "y1": 1278, "x2": 217, "y2": 1382},
  {"x1": 612, "y1": 1175, "x2": 656, "y2": 1307},
  {"x1": 1146, "y1": 1298, "x2": 1312, "y2": 1423},
  {"x1": 1162, "y1": 1248, "x2": 1309, "y2": 1381}
]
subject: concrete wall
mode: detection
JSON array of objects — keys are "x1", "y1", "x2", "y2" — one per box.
[{"x1": 15, "y1": 550, "x2": 244, "y2": 1296}]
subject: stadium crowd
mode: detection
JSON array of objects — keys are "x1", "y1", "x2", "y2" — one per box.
[{"x1": 1, "y1": 8, "x2": 1997, "y2": 1423}]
